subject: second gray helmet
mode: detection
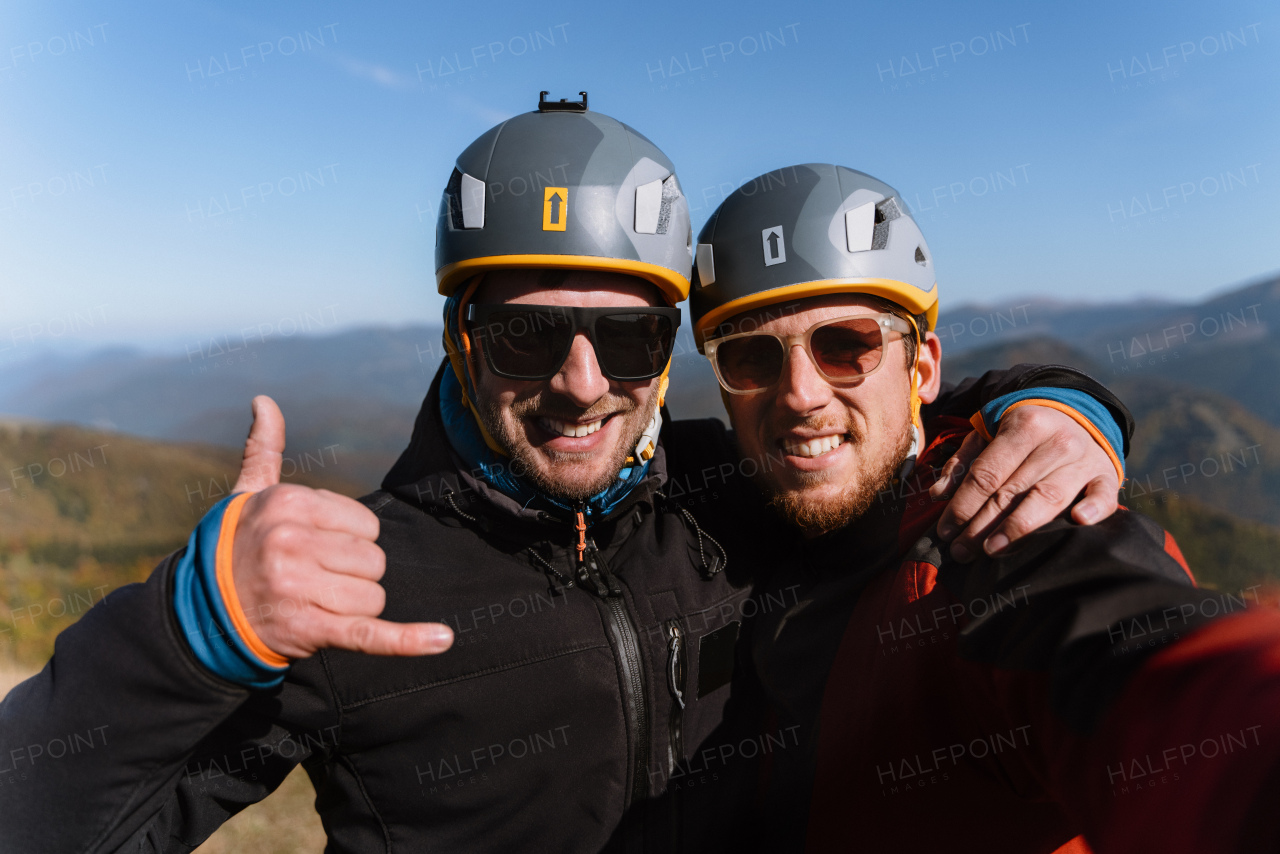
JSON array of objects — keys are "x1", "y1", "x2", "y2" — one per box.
[
  {"x1": 435, "y1": 92, "x2": 693, "y2": 305},
  {"x1": 690, "y1": 163, "x2": 938, "y2": 346}
]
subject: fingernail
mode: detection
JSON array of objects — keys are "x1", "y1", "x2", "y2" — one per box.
[
  {"x1": 985, "y1": 534, "x2": 1009, "y2": 556},
  {"x1": 950, "y1": 541, "x2": 972, "y2": 562},
  {"x1": 426, "y1": 626, "x2": 454, "y2": 648},
  {"x1": 1076, "y1": 503, "x2": 1098, "y2": 524},
  {"x1": 937, "y1": 521, "x2": 957, "y2": 541}
]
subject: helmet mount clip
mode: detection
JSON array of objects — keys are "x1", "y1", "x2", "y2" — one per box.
[{"x1": 538, "y1": 91, "x2": 588, "y2": 112}]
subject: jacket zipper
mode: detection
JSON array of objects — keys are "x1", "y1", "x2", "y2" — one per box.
[
  {"x1": 666, "y1": 620, "x2": 686, "y2": 775},
  {"x1": 573, "y1": 510, "x2": 651, "y2": 807}
]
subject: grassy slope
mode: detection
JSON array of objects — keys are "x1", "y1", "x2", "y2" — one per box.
[
  {"x1": 1127, "y1": 493, "x2": 1280, "y2": 596},
  {"x1": 0, "y1": 420, "x2": 365, "y2": 666}
]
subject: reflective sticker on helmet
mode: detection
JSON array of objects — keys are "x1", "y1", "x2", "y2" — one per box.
[
  {"x1": 844, "y1": 202, "x2": 875, "y2": 252},
  {"x1": 635, "y1": 178, "x2": 663, "y2": 234},
  {"x1": 543, "y1": 187, "x2": 568, "y2": 231},
  {"x1": 761, "y1": 226, "x2": 786, "y2": 266},
  {"x1": 460, "y1": 173, "x2": 486, "y2": 229},
  {"x1": 657, "y1": 175, "x2": 679, "y2": 236}
]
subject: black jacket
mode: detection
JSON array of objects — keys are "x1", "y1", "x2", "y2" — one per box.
[{"x1": 0, "y1": 363, "x2": 1128, "y2": 852}]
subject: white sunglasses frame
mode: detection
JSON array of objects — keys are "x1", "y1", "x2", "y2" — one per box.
[{"x1": 703, "y1": 312, "x2": 915, "y2": 396}]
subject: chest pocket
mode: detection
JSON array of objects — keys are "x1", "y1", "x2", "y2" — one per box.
[
  {"x1": 663, "y1": 590, "x2": 748, "y2": 775},
  {"x1": 696, "y1": 620, "x2": 739, "y2": 697}
]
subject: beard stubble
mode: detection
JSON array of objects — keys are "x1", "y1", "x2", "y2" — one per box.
[
  {"x1": 478, "y1": 388, "x2": 658, "y2": 502},
  {"x1": 765, "y1": 418, "x2": 915, "y2": 536}
]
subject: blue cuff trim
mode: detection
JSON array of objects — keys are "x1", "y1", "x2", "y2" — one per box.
[
  {"x1": 981, "y1": 387, "x2": 1126, "y2": 476},
  {"x1": 172, "y1": 494, "x2": 289, "y2": 689}
]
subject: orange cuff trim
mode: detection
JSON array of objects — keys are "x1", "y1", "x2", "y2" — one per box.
[
  {"x1": 969, "y1": 410, "x2": 994, "y2": 441},
  {"x1": 1002, "y1": 399, "x2": 1126, "y2": 486},
  {"x1": 214, "y1": 492, "x2": 290, "y2": 668}
]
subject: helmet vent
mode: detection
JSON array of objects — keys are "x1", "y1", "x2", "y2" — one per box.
[
  {"x1": 443, "y1": 169, "x2": 486, "y2": 230},
  {"x1": 444, "y1": 168, "x2": 464, "y2": 230},
  {"x1": 871, "y1": 197, "x2": 902, "y2": 250},
  {"x1": 915, "y1": 245, "x2": 927, "y2": 265}
]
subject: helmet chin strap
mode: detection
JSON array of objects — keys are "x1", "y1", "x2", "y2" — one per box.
[
  {"x1": 909, "y1": 367, "x2": 923, "y2": 436},
  {"x1": 901, "y1": 318, "x2": 925, "y2": 479},
  {"x1": 907, "y1": 316, "x2": 924, "y2": 434},
  {"x1": 445, "y1": 274, "x2": 509, "y2": 457},
  {"x1": 629, "y1": 365, "x2": 669, "y2": 465}
]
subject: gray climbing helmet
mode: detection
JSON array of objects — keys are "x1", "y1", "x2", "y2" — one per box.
[
  {"x1": 435, "y1": 91, "x2": 693, "y2": 305},
  {"x1": 689, "y1": 163, "x2": 938, "y2": 347}
]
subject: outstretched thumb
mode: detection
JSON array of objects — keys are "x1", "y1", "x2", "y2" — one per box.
[{"x1": 233, "y1": 395, "x2": 286, "y2": 493}]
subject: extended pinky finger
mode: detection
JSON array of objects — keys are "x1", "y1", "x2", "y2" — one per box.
[{"x1": 311, "y1": 611, "x2": 455, "y2": 657}]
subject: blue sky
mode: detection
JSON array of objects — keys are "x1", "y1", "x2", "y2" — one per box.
[{"x1": 1, "y1": 0, "x2": 1276, "y2": 351}]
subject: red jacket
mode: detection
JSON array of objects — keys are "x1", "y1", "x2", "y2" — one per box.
[{"x1": 735, "y1": 418, "x2": 1280, "y2": 853}]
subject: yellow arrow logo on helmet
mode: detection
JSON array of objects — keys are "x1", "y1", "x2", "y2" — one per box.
[{"x1": 543, "y1": 187, "x2": 568, "y2": 231}]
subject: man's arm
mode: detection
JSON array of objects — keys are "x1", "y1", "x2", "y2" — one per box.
[
  {"x1": 946, "y1": 510, "x2": 1280, "y2": 853},
  {"x1": 924, "y1": 363, "x2": 1132, "y2": 449},
  {"x1": 0, "y1": 555, "x2": 253, "y2": 851},
  {"x1": 925, "y1": 363, "x2": 1133, "y2": 561}
]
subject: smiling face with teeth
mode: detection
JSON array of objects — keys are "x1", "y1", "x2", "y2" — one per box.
[
  {"x1": 470, "y1": 269, "x2": 666, "y2": 502},
  {"x1": 721, "y1": 294, "x2": 943, "y2": 536}
]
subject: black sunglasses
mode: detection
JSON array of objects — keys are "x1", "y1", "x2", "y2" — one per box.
[{"x1": 465, "y1": 303, "x2": 681, "y2": 381}]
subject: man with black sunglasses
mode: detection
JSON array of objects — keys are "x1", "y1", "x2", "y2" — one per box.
[
  {"x1": 682, "y1": 164, "x2": 1280, "y2": 853},
  {"x1": 1, "y1": 98, "x2": 1130, "y2": 852}
]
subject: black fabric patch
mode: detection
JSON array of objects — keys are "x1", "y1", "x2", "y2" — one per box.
[{"x1": 697, "y1": 621, "x2": 740, "y2": 698}]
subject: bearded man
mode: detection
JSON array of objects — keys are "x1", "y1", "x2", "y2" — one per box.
[{"x1": 684, "y1": 163, "x2": 1280, "y2": 854}]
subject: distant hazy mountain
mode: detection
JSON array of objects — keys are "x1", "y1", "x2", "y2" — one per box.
[
  {"x1": 0, "y1": 326, "x2": 444, "y2": 439},
  {"x1": 0, "y1": 327, "x2": 447, "y2": 490},
  {"x1": 942, "y1": 274, "x2": 1280, "y2": 425},
  {"x1": 2, "y1": 275, "x2": 1276, "y2": 496}
]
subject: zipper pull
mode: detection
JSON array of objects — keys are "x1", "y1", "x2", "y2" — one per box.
[
  {"x1": 667, "y1": 623, "x2": 685, "y2": 710},
  {"x1": 572, "y1": 504, "x2": 610, "y2": 596},
  {"x1": 584, "y1": 539, "x2": 622, "y2": 598},
  {"x1": 575, "y1": 556, "x2": 609, "y2": 598}
]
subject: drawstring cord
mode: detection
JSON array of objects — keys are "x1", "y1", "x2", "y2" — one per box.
[
  {"x1": 442, "y1": 489, "x2": 478, "y2": 524},
  {"x1": 442, "y1": 488, "x2": 574, "y2": 592},
  {"x1": 655, "y1": 491, "x2": 727, "y2": 579},
  {"x1": 527, "y1": 545, "x2": 575, "y2": 592}
]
